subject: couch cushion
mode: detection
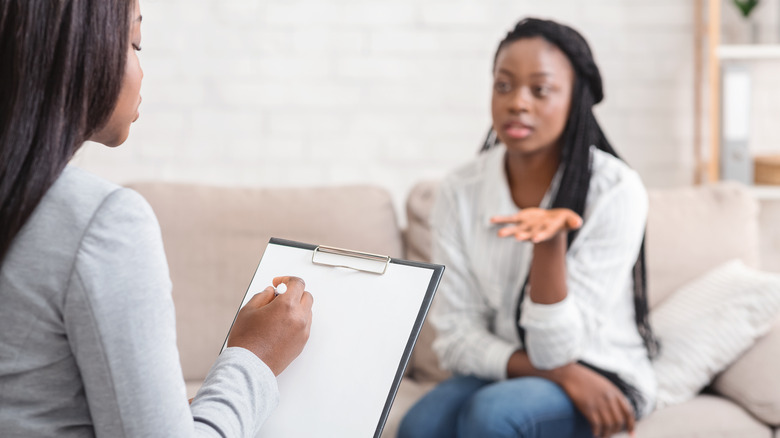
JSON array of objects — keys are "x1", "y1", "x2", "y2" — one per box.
[
  {"x1": 713, "y1": 318, "x2": 780, "y2": 426},
  {"x1": 184, "y1": 380, "x2": 202, "y2": 399},
  {"x1": 646, "y1": 182, "x2": 760, "y2": 308},
  {"x1": 404, "y1": 181, "x2": 438, "y2": 264},
  {"x1": 127, "y1": 182, "x2": 403, "y2": 381},
  {"x1": 403, "y1": 181, "x2": 451, "y2": 384},
  {"x1": 650, "y1": 259, "x2": 780, "y2": 408},
  {"x1": 382, "y1": 388, "x2": 772, "y2": 438},
  {"x1": 624, "y1": 395, "x2": 772, "y2": 438},
  {"x1": 759, "y1": 198, "x2": 780, "y2": 273}
]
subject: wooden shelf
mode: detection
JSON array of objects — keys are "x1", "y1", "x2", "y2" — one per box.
[
  {"x1": 717, "y1": 44, "x2": 780, "y2": 60},
  {"x1": 697, "y1": 0, "x2": 780, "y2": 184}
]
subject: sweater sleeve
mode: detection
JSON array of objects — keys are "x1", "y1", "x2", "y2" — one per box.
[
  {"x1": 430, "y1": 183, "x2": 517, "y2": 381},
  {"x1": 520, "y1": 170, "x2": 649, "y2": 369},
  {"x1": 63, "y1": 188, "x2": 278, "y2": 437}
]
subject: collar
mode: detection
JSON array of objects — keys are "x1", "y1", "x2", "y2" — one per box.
[{"x1": 479, "y1": 144, "x2": 564, "y2": 228}]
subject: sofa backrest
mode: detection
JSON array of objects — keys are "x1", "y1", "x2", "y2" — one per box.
[
  {"x1": 403, "y1": 180, "x2": 761, "y2": 382},
  {"x1": 645, "y1": 181, "x2": 760, "y2": 307},
  {"x1": 128, "y1": 182, "x2": 403, "y2": 382}
]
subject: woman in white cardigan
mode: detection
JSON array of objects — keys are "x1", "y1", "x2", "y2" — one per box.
[
  {"x1": 399, "y1": 18, "x2": 657, "y2": 438},
  {"x1": 0, "y1": 1, "x2": 312, "y2": 436}
]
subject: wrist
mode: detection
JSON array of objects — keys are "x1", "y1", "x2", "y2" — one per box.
[
  {"x1": 533, "y1": 231, "x2": 567, "y2": 249},
  {"x1": 547, "y1": 363, "x2": 577, "y2": 386}
]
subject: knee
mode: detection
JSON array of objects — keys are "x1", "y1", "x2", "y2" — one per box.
[
  {"x1": 398, "y1": 402, "x2": 448, "y2": 438},
  {"x1": 397, "y1": 408, "x2": 427, "y2": 438},
  {"x1": 456, "y1": 377, "x2": 566, "y2": 438},
  {"x1": 457, "y1": 390, "x2": 535, "y2": 438},
  {"x1": 399, "y1": 376, "x2": 489, "y2": 438}
]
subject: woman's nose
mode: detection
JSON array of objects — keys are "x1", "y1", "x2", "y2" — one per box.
[{"x1": 509, "y1": 88, "x2": 531, "y2": 113}]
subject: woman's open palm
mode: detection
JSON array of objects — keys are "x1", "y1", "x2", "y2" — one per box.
[{"x1": 491, "y1": 208, "x2": 583, "y2": 243}]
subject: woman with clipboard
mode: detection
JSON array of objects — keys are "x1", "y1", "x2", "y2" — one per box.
[
  {"x1": 0, "y1": 1, "x2": 312, "y2": 436},
  {"x1": 399, "y1": 18, "x2": 658, "y2": 438}
]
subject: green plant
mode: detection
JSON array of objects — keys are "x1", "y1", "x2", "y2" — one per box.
[{"x1": 733, "y1": 0, "x2": 760, "y2": 18}]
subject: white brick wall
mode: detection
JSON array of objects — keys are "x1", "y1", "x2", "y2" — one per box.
[{"x1": 70, "y1": 0, "x2": 780, "y2": 222}]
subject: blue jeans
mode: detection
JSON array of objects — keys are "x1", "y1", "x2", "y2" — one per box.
[{"x1": 397, "y1": 376, "x2": 593, "y2": 438}]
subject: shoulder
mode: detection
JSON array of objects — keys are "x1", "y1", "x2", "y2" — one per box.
[
  {"x1": 3, "y1": 167, "x2": 160, "y2": 299},
  {"x1": 36, "y1": 166, "x2": 154, "y2": 237},
  {"x1": 588, "y1": 148, "x2": 647, "y2": 209},
  {"x1": 438, "y1": 146, "x2": 503, "y2": 202},
  {"x1": 565, "y1": 149, "x2": 649, "y2": 253},
  {"x1": 12, "y1": 167, "x2": 157, "y2": 266}
]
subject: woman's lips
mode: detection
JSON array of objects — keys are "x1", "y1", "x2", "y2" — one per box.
[{"x1": 503, "y1": 122, "x2": 533, "y2": 139}]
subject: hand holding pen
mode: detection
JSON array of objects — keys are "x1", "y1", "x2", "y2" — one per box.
[{"x1": 227, "y1": 276, "x2": 313, "y2": 376}]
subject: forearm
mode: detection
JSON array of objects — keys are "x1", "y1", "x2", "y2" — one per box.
[
  {"x1": 528, "y1": 232, "x2": 568, "y2": 304},
  {"x1": 434, "y1": 312, "x2": 518, "y2": 381},
  {"x1": 506, "y1": 349, "x2": 575, "y2": 383}
]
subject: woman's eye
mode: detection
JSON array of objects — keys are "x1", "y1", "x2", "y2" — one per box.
[
  {"x1": 494, "y1": 81, "x2": 512, "y2": 94},
  {"x1": 533, "y1": 86, "x2": 550, "y2": 97},
  {"x1": 132, "y1": 43, "x2": 142, "y2": 52}
]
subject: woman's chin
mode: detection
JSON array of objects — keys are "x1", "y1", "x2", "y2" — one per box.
[
  {"x1": 503, "y1": 140, "x2": 544, "y2": 155},
  {"x1": 100, "y1": 129, "x2": 131, "y2": 148}
]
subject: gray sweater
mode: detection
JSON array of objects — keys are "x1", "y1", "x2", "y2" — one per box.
[{"x1": 0, "y1": 166, "x2": 278, "y2": 437}]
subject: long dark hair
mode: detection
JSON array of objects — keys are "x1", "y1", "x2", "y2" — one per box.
[
  {"x1": 483, "y1": 18, "x2": 659, "y2": 358},
  {"x1": 0, "y1": 0, "x2": 132, "y2": 263}
]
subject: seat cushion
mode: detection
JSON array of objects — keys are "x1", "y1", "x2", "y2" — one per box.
[
  {"x1": 713, "y1": 318, "x2": 780, "y2": 426},
  {"x1": 381, "y1": 388, "x2": 772, "y2": 438},
  {"x1": 625, "y1": 395, "x2": 772, "y2": 438},
  {"x1": 127, "y1": 182, "x2": 403, "y2": 382}
]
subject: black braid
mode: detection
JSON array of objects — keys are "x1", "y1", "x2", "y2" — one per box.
[{"x1": 482, "y1": 18, "x2": 659, "y2": 360}]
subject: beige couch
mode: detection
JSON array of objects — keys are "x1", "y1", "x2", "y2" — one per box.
[{"x1": 129, "y1": 180, "x2": 780, "y2": 438}]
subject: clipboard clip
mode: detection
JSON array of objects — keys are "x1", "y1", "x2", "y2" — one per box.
[{"x1": 312, "y1": 245, "x2": 391, "y2": 275}]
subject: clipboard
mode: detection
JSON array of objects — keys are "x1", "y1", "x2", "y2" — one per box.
[{"x1": 221, "y1": 238, "x2": 444, "y2": 438}]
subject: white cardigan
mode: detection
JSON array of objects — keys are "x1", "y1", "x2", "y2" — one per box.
[{"x1": 430, "y1": 145, "x2": 657, "y2": 418}]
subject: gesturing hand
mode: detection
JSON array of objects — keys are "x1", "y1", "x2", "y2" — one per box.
[
  {"x1": 558, "y1": 365, "x2": 636, "y2": 438},
  {"x1": 227, "y1": 276, "x2": 313, "y2": 376},
  {"x1": 491, "y1": 208, "x2": 582, "y2": 243}
]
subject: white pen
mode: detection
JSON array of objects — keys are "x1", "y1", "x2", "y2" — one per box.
[{"x1": 274, "y1": 283, "x2": 287, "y2": 296}]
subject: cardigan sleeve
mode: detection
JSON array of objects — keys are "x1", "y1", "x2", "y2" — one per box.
[
  {"x1": 430, "y1": 182, "x2": 518, "y2": 381},
  {"x1": 520, "y1": 170, "x2": 649, "y2": 369},
  {"x1": 64, "y1": 187, "x2": 279, "y2": 437}
]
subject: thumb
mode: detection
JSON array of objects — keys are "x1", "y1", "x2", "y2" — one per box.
[
  {"x1": 244, "y1": 286, "x2": 276, "y2": 309},
  {"x1": 566, "y1": 212, "x2": 583, "y2": 230}
]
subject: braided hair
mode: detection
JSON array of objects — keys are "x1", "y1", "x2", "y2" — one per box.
[{"x1": 482, "y1": 18, "x2": 659, "y2": 358}]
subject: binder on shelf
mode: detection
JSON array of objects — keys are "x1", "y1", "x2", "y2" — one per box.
[
  {"x1": 721, "y1": 64, "x2": 753, "y2": 184},
  {"x1": 221, "y1": 238, "x2": 444, "y2": 438}
]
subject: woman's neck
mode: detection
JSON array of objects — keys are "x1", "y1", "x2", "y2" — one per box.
[{"x1": 504, "y1": 146, "x2": 561, "y2": 209}]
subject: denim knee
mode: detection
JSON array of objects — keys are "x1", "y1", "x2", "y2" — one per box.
[
  {"x1": 456, "y1": 377, "x2": 582, "y2": 438},
  {"x1": 397, "y1": 406, "x2": 432, "y2": 438},
  {"x1": 457, "y1": 385, "x2": 536, "y2": 438},
  {"x1": 399, "y1": 376, "x2": 490, "y2": 438}
]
